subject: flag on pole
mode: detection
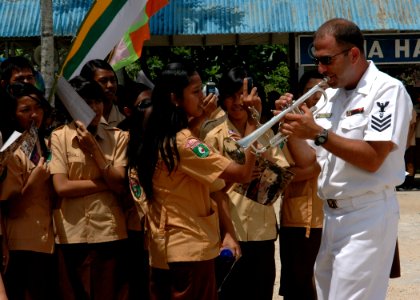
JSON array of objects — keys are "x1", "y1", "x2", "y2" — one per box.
[
  {"x1": 109, "y1": 0, "x2": 168, "y2": 71},
  {"x1": 60, "y1": 0, "x2": 149, "y2": 80}
]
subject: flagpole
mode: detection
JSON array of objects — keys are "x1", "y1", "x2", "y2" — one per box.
[{"x1": 40, "y1": 0, "x2": 55, "y2": 105}]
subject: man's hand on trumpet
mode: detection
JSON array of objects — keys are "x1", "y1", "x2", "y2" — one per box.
[{"x1": 274, "y1": 93, "x2": 323, "y2": 141}]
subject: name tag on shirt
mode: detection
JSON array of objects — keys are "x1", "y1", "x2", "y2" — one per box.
[{"x1": 315, "y1": 113, "x2": 332, "y2": 119}]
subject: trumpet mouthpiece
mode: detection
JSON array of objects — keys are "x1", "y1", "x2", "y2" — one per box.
[{"x1": 319, "y1": 77, "x2": 330, "y2": 89}]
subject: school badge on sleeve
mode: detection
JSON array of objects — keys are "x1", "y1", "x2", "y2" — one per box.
[
  {"x1": 185, "y1": 138, "x2": 210, "y2": 158},
  {"x1": 128, "y1": 167, "x2": 146, "y2": 202}
]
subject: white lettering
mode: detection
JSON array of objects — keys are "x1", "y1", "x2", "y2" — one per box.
[
  {"x1": 368, "y1": 41, "x2": 384, "y2": 58},
  {"x1": 414, "y1": 39, "x2": 420, "y2": 58},
  {"x1": 395, "y1": 39, "x2": 410, "y2": 58}
]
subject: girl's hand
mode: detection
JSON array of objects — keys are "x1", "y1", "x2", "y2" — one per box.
[
  {"x1": 274, "y1": 93, "x2": 294, "y2": 112},
  {"x1": 23, "y1": 156, "x2": 50, "y2": 196},
  {"x1": 221, "y1": 232, "x2": 242, "y2": 260},
  {"x1": 242, "y1": 78, "x2": 262, "y2": 125},
  {"x1": 75, "y1": 121, "x2": 98, "y2": 155},
  {"x1": 29, "y1": 157, "x2": 50, "y2": 183},
  {"x1": 202, "y1": 93, "x2": 218, "y2": 117}
]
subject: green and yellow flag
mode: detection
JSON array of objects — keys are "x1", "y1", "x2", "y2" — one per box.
[{"x1": 60, "y1": 0, "x2": 167, "y2": 80}]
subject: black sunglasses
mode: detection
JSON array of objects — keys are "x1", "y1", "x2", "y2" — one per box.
[{"x1": 312, "y1": 48, "x2": 352, "y2": 66}]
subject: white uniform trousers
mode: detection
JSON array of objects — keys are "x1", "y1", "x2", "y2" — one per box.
[{"x1": 315, "y1": 190, "x2": 399, "y2": 300}]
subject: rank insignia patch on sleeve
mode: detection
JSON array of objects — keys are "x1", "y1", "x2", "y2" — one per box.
[{"x1": 372, "y1": 101, "x2": 391, "y2": 132}]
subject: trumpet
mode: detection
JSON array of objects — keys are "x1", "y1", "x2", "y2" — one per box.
[{"x1": 236, "y1": 77, "x2": 329, "y2": 154}]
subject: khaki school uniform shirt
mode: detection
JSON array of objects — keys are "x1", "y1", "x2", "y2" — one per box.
[
  {"x1": 281, "y1": 177, "x2": 324, "y2": 237},
  {"x1": 0, "y1": 148, "x2": 54, "y2": 253},
  {"x1": 122, "y1": 132, "x2": 144, "y2": 232},
  {"x1": 49, "y1": 122, "x2": 128, "y2": 244},
  {"x1": 146, "y1": 129, "x2": 230, "y2": 269},
  {"x1": 204, "y1": 119, "x2": 290, "y2": 241},
  {"x1": 123, "y1": 182, "x2": 144, "y2": 232},
  {"x1": 106, "y1": 104, "x2": 126, "y2": 127}
]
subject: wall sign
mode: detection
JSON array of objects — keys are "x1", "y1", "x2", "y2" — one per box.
[{"x1": 298, "y1": 33, "x2": 420, "y2": 66}]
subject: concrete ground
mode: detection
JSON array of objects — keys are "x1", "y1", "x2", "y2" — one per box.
[{"x1": 272, "y1": 190, "x2": 420, "y2": 300}]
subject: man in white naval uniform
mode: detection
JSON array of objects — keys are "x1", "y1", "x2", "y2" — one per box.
[{"x1": 277, "y1": 18, "x2": 412, "y2": 300}]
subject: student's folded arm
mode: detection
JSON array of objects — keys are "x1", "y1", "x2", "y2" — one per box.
[{"x1": 52, "y1": 173, "x2": 108, "y2": 198}]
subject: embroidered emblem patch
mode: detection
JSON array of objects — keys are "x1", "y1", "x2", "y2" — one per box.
[
  {"x1": 185, "y1": 138, "x2": 210, "y2": 158},
  {"x1": 130, "y1": 177, "x2": 142, "y2": 199},
  {"x1": 372, "y1": 102, "x2": 391, "y2": 132},
  {"x1": 192, "y1": 143, "x2": 210, "y2": 158},
  {"x1": 128, "y1": 168, "x2": 143, "y2": 200},
  {"x1": 346, "y1": 107, "x2": 364, "y2": 116}
]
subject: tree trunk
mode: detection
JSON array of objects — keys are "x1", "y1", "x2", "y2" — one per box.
[{"x1": 40, "y1": 0, "x2": 55, "y2": 104}]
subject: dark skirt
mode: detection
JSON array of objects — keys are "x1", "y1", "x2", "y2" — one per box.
[
  {"x1": 150, "y1": 259, "x2": 217, "y2": 300},
  {"x1": 217, "y1": 240, "x2": 276, "y2": 300},
  {"x1": 279, "y1": 227, "x2": 322, "y2": 300}
]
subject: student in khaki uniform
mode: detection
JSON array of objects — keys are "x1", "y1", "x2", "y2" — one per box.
[
  {"x1": 0, "y1": 83, "x2": 56, "y2": 300},
  {"x1": 202, "y1": 67, "x2": 299, "y2": 300},
  {"x1": 80, "y1": 59, "x2": 125, "y2": 127},
  {"x1": 129, "y1": 62, "x2": 260, "y2": 300},
  {"x1": 49, "y1": 78, "x2": 128, "y2": 300},
  {"x1": 279, "y1": 71, "x2": 325, "y2": 300},
  {"x1": 117, "y1": 82, "x2": 153, "y2": 300},
  {"x1": 0, "y1": 57, "x2": 39, "y2": 271}
]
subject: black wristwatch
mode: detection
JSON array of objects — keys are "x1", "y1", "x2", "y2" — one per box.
[{"x1": 314, "y1": 128, "x2": 328, "y2": 146}]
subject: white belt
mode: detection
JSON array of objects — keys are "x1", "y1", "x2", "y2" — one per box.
[{"x1": 326, "y1": 189, "x2": 395, "y2": 209}]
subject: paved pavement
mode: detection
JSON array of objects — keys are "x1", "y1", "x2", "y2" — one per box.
[{"x1": 272, "y1": 190, "x2": 420, "y2": 300}]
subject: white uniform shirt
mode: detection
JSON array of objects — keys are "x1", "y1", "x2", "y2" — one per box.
[{"x1": 314, "y1": 62, "x2": 412, "y2": 200}]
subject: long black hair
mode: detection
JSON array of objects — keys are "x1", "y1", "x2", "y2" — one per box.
[{"x1": 129, "y1": 62, "x2": 197, "y2": 199}]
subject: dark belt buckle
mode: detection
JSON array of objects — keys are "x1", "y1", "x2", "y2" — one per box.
[{"x1": 327, "y1": 199, "x2": 338, "y2": 209}]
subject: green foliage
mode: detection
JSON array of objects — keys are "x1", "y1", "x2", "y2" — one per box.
[
  {"x1": 124, "y1": 60, "x2": 141, "y2": 80},
  {"x1": 395, "y1": 65, "x2": 420, "y2": 87},
  {"x1": 124, "y1": 44, "x2": 290, "y2": 106}
]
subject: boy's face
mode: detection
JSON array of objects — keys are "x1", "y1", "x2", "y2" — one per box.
[
  {"x1": 93, "y1": 69, "x2": 118, "y2": 103},
  {"x1": 9, "y1": 68, "x2": 36, "y2": 85}
]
